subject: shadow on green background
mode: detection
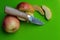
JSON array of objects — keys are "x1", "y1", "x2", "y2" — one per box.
[{"x1": 0, "y1": 0, "x2": 60, "y2": 40}]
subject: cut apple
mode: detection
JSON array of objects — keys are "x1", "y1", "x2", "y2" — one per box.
[
  {"x1": 42, "y1": 5, "x2": 52, "y2": 20},
  {"x1": 17, "y1": 16, "x2": 27, "y2": 21},
  {"x1": 16, "y1": 2, "x2": 35, "y2": 14},
  {"x1": 33, "y1": 5, "x2": 44, "y2": 15}
]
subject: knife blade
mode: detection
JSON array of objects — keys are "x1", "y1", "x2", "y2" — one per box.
[
  {"x1": 5, "y1": 6, "x2": 44, "y2": 25},
  {"x1": 27, "y1": 15, "x2": 44, "y2": 25}
]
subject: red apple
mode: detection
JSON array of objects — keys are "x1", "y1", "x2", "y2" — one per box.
[
  {"x1": 16, "y1": 2, "x2": 34, "y2": 21},
  {"x1": 3, "y1": 15, "x2": 20, "y2": 33},
  {"x1": 16, "y1": 2, "x2": 34, "y2": 13}
]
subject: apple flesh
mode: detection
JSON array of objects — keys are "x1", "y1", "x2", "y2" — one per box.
[
  {"x1": 42, "y1": 5, "x2": 52, "y2": 20},
  {"x1": 3, "y1": 15, "x2": 20, "y2": 33}
]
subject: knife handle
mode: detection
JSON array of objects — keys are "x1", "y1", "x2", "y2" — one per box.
[{"x1": 5, "y1": 6, "x2": 28, "y2": 20}]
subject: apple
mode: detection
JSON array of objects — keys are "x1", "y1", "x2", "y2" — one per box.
[
  {"x1": 16, "y1": 2, "x2": 34, "y2": 21},
  {"x1": 33, "y1": 5, "x2": 44, "y2": 15},
  {"x1": 16, "y1": 2, "x2": 34, "y2": 14},
  {"x1": 42, "y1": 5, "x2": 52, "y2": 20},
  {"x1": 3, "y1": 15, "x2": 20, "y2": 33}
]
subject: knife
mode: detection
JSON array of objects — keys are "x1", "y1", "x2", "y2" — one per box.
[{"x1": 5, "y1": 6, "x2": 44, "y2": 25}]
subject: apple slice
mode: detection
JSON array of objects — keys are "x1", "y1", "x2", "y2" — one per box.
[
  {"x1": 42, "y1": 5, "x2": 52, "y2": 20},
  {"x1": 33, "y1": 5, "x2": 44, "y2": 15},
  {"x1": 17, "y1": 16, "x2": 27, "y2": 21}
]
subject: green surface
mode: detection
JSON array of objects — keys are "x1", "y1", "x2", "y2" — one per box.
[{"x1": 0, "y1": 0, "x2": 60, "y2": 40}]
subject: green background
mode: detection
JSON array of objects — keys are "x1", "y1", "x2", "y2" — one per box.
[{"x1": 0, "y1": 0, "x2": 60, "y2": 40}]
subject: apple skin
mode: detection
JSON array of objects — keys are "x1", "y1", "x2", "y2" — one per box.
[
  {"x1": 16, "y1": 2, "x2": 34, "y2": 13},
  {"x1": 3, "y1": 15, "x2": 20, "y2": 33}
]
